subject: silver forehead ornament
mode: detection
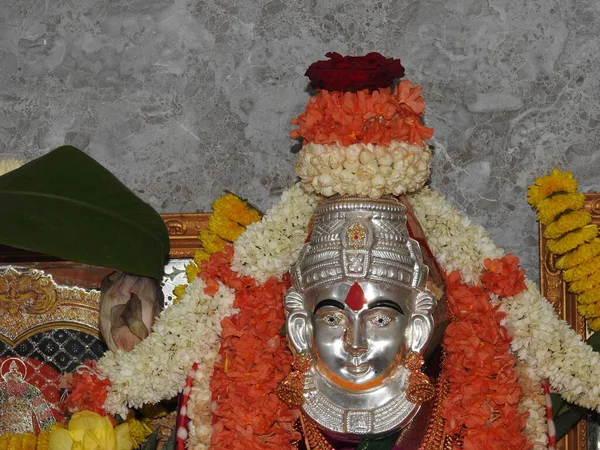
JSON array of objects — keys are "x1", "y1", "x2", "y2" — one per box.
[{"x1": 281, "y1": 195, "x2": 438, "y2": 437}]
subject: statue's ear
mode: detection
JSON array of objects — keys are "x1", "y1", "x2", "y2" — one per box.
[
  {"x1": 284, "y1": 288, "x2": 311, "y2": 354},
  {"x1": 408, "y1": 313, "x2": 433, "y2": 354},
  {"x1": 287, "y1": 311, "x2": 310, "y2": 353}
]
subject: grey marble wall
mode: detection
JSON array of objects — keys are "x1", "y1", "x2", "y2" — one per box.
[{"x1": 1, "y1": 0, "x2": 599, "y2": 281}]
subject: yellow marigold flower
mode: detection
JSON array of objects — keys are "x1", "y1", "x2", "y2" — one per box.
[
  {"x1": 8, "y1": 434, "x2": 21, "y2": 450},
  {"x1": 172, "y1": 284, "x2": 187, "y2": 304},
  {"x1": 35, "y1": 431, "x2": 49, "y2": 450},
  {"x1": 588, "y1": 317, "x2": 600, "y2": 331},
  {"x1": 185, "y1": 261, "x2": 200, "y2": 282},
  {"x1": 536, "y1": 192, "x2": 585, "y2": 225},
  {"x1": 0, "y1": 434, "x2": 9, "y2": 450},
  {"x1": 208, "y1": 213, "x2": 246, "y2": 242},
  {"x1": 124, "y1": 418, "x2": 152, "y2": 446},
  {"x1": 569, "y1": 270, "x2": 600, "y2": 294},
  {"x1": 193, "y1": 249, "x2": 210, "y2": 265},
  {"x1": 544, "y1": 210, "x2": 592, "y2": 240},
  {"x1": 578, "y1": 288, "x2": 600, "y2": 305},
  {"x1": 547, "y1": 224, "x2": 598, "y2": 255},
  {"x1": 556, "y1": 238, "x2": 600, "y2": 270},
  {"x1": 21, "y1": 433, "x2": 36, "y2": 450},
  {"x1": 527, "y1": 169, "x2": 578, "y2": 207},
  {"x1": 212, "y1": 193, "x2": 261, "y2": 226},
  {"x1": 577, "y1": 302, "x2": 600, "y2": 319},
  {"x1": 564, "y1": 254, "x2": 600, "y2": 282},
  {"x1": 199, "y1": 230, "x2": 226, "y2": 254}
]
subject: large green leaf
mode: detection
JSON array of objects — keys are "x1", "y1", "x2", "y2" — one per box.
[{"x1": 0, "y1": 146, "x2": 170, "y2": 279}]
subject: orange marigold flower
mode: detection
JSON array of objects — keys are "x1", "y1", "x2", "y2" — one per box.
[
  {"x1": 481, "y1": 254, "x2": 526, "y2": 298},
  {"x1": 64, "y1": 365, "x2": 110, "y2": 415}
]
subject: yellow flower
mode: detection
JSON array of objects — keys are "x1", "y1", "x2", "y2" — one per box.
[
  {"x1": 543, "y1": 210, "x2": 592, "y2": 240},
  {"x1": 199, "y1": 230, "x2": 226, "y2": 254},
  {"x1": 193, "y1": 250, "x2": 210, "y2": 265},
  {"x1": 578, "y1": 288, "x2": 600, "y2": 305},
  {"x1": 208, "y1": 213, "x2": 245, "y2": 242},
  {"x1": 212, "y1": 193, "x2": 261, "y2": 226},
  {"x1": 113, "y1": 425, "x2": 135, "y2": 450},
  {"x1": 556, "y1": 238, "x2": 600, "y2": 270},
  {"x1": 564, "y1": 254, "x2": 600, "y2": 282},
  {"x1": 527, "y1": 169, "x2": 578, "y2": 207},
  {"x1": 588, "y1": 317, "x2": 600, "y2": 331},
  {"x1": 172, "y1": 284, "x2": 187, "y2": 303},
  {"x1": 36, "y1": 431, "x2": 49, "y2": 450},
  {"x1": 577, "y1": 302, "x2": 600, "y2": 319},
  {"x1": 536, "y1": 192, "x2": 585, "y2": 225},
  {"x1": 8, "y1": 434, "x2": 20, "y2": 450},
  {"x1": 49, "y1": 411, "x2": 135, "y2": 450},
  {"x1": 123, "y1": 419, "x2": 152, "y2": 446},
  {"x1": 22, "y1": 433, "x2": 36, "y2": 450},
  {"x1": 185, "y1": 261, "x2": 200, "y2": 282},
  {"x1": 0, "y1": 434, "x2": 9, "y2": 450},
  {"x1": 569, "y1": 270, "x2": 600, "y2": 294},
  {"x1": 547, "y1": 224, "x2": 598, "y2": 255}
]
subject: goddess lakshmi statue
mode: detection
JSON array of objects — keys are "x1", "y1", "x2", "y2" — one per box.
[
  {"x1": 276, "y1": 53, "x2": 451, "y2": 449},
  {"x1": 280, "y1": 195, "x2": 449, "y2": 449}
]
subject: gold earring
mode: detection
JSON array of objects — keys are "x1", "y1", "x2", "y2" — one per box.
[
  {"x1": 404, "y1": 352, "x2": 435, "y2": 404},
  {"x1": 277, "y1": 351, "x2": 311, "y2": 407}
]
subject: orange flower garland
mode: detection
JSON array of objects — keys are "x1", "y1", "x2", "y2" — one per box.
[
  {"x1": 201, "y1": 249, "x2": 301, "y2": 449},
  {"x1": 441, "y1": 255, "x2": 530, "y2": 449},
  {"x1": 63, "y1": 361, "x2": 111, "y2": 416},
  {"x1": 290, "y1": 81, "x2": 433, "y2": 147}
]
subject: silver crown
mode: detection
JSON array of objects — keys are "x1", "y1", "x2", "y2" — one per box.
[{"x1": 291, "y1": 195, "x2": 428, "y2": 292}]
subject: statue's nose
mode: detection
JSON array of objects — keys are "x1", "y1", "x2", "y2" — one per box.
[{"x1": 344, "y1": 321, "x2": 369, "y2": 356}]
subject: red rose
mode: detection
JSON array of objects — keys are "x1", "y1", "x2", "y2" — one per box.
[{"x1": 305, "y1": 52, "x2": 405, "y2": 92}]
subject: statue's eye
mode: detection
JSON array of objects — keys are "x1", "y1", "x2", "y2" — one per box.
[
  {"x1": 370, "y1": 314, "x2": 392, "y2": 327},
  {"x1": 321, "y1": 313, "x2": 343, "y2": 326}
]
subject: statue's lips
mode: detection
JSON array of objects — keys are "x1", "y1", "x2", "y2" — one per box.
[{"x1": 346, "y1": 364, "x2": 370, "y2": 376}]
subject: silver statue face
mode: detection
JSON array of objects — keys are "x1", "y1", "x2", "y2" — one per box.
[{"x1": 309, "y1": 282, "x2": 409, "y2": 387}]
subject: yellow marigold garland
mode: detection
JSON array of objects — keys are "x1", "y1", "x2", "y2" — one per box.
[
  {"x1": 173, "y1": 192, "x2": 262, "y2": 302},
  {"x1": 555, "y1": 238, "x2": 600, "y2": 270},
  {"x1": 528, "y1": 169, "x2": 600, "y2": 330},
  {"x1": 0, "y1": 432, "x2": 39, "y2": 450},
  {"x1": 535, "y1": 192, "x2": 585, "y2": 225},
  {"x1": 543, "y1": 210, "x2": 591, "y2": 239},
  {"x1": 546, "y1": 224, "x2": 598, "y2": 255},
  {"x1": 527, "y1": 168, "x2": 578, "y2": 207},
  {"x1": 563, "y1": 254, "x2": 600, "y2": 282}
]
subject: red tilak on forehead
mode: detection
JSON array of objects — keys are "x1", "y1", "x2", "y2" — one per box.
[{"x1": 345, "y1": 282, "x2": 366, "y2": 311}]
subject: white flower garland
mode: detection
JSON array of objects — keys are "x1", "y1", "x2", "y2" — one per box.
[
  {"x1": 231, "y1": 183, "x2": 320, "y2": 283},
  {"x1": 407, "y1": 187, "x2": 504, "y2": 284},
  {"x1": 296, "y1": 141, "x2": 431, "y2": 198},
  {"x1": 514, "y1": 360, "x2": 549, "y2": 450},
  {"x1": 98, "y1": 278, "x2": 236, "y2": 416},
  {"x1": 501, "y1": 281, "x2": 600, "y2": 411},
  {"x1": 186, "y1": 363, "x2": 215, "y2": 450}
]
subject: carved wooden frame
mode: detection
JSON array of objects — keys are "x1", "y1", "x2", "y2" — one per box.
[
  {"x1": 539, "y1": 193, "x2": 600, "y2": 450},
  {"x1": 0, "y1": 213, "x2": 209, "y2": 346}
]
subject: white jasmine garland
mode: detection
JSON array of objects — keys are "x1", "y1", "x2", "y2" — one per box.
[
  {"x1": 98, "y1": 278, "x2": 236, "y2": 416},
  {"x1": 500, "y1": 281, "x2": 600, "y2": 411},
  {"x1": 407, "y1": 187, "x2": 503, "y2": 284},
  {"x1": 296, "y1": 141, "x2": 431, "y2": 198},
  {"x1": 231, "y1": 184, "x2": 320, "y2": 283},
  {"x1": 187, "y1": 360, "x2": 217, "y2": 450}
]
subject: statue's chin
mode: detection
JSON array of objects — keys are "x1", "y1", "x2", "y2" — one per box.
[{"x1": 302, "y1": 365, "x2": 420, "y2": 437}]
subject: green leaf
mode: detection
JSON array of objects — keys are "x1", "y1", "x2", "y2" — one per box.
[
  {"x1": 550, "y1": 392, "x2": 568, "y2": 418},
  {"x1": 586, "y1": 331, "x2": 600, "y2": 353},
  {"x1": 0, "y1": 146, "x2": 169, "y2": 279},
  {"x1": 161, "y1": 427, "x2": 177, "y2": 450},
  {"x1": 141, "y1": 427, "x2": 160, "y2": 450},
  {"x1": 357, "y1": 431, "x2": 400, "y2": 450},
  {"x1": 554, "y1": 402, "x2": 586, "y2": 441}
]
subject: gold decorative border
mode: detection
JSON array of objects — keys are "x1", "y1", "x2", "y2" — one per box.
[
  {"x1": 539, "y1": 193, "x2": 600, "y2": 450},
  {"x1": 0, "y1": 214, "x2": 210, "y2": 347}
]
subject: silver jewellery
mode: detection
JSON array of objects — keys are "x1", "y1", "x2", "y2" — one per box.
[{"x1": 281, "y1": 195, "x2": 438, "y2": 437}]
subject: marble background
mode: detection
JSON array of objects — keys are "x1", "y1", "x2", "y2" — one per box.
[{"x1": 1, "y1": 0, "x2": 600, "y2": 282}]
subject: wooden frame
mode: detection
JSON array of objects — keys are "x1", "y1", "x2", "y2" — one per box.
[{"x1": 539, "y1": 193, "x2": 600, "y2": 450}]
